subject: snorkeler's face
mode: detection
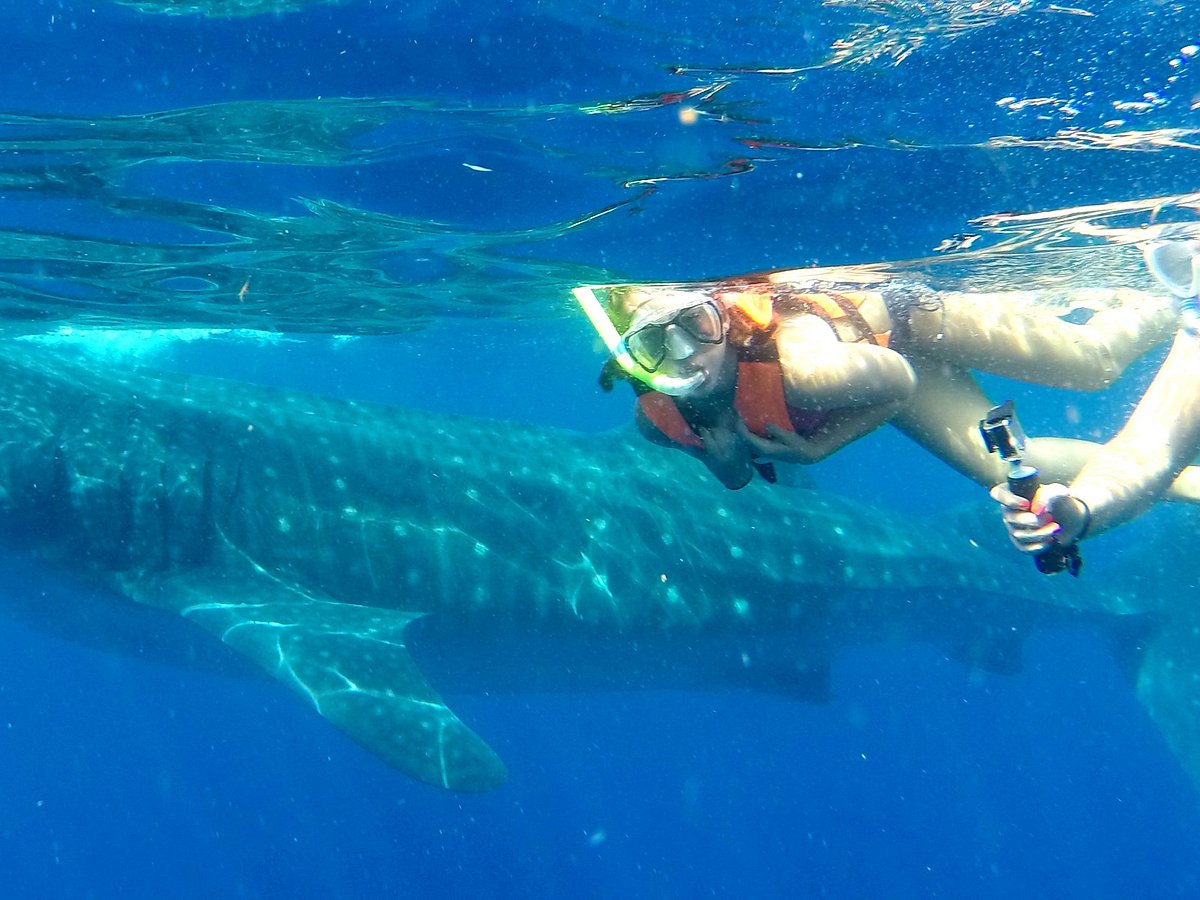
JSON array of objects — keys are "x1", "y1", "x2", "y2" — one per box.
[
  {"x1": 619, "y1": 291, "x2": 736, "y2": 400},
  {"x1": 625, "y1": 300, "x2": 723, "y2": 369}
]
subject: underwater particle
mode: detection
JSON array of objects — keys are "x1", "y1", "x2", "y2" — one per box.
[
  {"x1": 1065, "y1": 404, "x2": 1081, "y2": 426},
  {"x1": 678, "y1": 106, "x2": 699, "y2": 125},
  {"x1": 587, "y1": 829, "x2": 607, "y2": 847},
  {"x1": 1182, "y1": 45, "x2": 1198, "y2": 58},
  {"x1": 462, "y1": 162, "x2": 492, "y2": 172}
]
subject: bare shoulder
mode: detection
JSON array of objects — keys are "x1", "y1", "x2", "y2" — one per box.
[
  {"x1": 775, "y1": 311, "x2": 839, "y2": 344},
  {"x1": 853, "y1": 290, "x2": 891, "y2": 333}
]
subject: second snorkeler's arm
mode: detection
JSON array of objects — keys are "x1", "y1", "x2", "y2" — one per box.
[
  {"x1": 997, "y1": 329, "x2": 1200, "y2": 549},
  {"x1": 889, "y1": 348, "x2": 1200, "y2": 495}
]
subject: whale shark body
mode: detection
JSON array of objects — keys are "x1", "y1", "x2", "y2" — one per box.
[{"x1": 0, "y1": 344, "x2": 1195, "y2": 792}]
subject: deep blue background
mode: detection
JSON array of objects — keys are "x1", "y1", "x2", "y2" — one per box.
[{"x1": 2, "y1": 1, "x2": 1200, "y2": 897}]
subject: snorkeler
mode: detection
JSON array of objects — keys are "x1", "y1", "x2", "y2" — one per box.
[
  {"x1": 574, "y1": 264, "x2": 1200, "y2": 495},
  {"x1": 991, "y1": 232, "x2": 1200, "y2": 561}
]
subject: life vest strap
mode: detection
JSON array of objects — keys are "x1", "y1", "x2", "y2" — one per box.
[
  {"x1": 638, "y1": 392, "x2": 705, "y2": 449},
  {"x1": 734, "y1": 361, "x2": 795, "y2": 436}
]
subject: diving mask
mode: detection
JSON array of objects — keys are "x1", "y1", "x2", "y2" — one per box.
[
  {"x1": 573, "y1": 286, "x2": 718, "y2": 395},
  {"x1": 1144, "y1": 238, "x2": 1200, "y2": 298},
  {"x1": 623, "y1": 299, "x2": 725, "y2": 373},
  {"x1": 1143, "y1": 237, "x2": 1200, "y2": 334}
]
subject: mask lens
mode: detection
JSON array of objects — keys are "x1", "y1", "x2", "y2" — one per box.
[
  {"x1": 1145, "y1": 240, "x2": 1200, "y2": 298},
  {"x1": 677, "y1": 301, "x2": 723, "y2": 343},
  {"x1": 622, "y1": 300, "x2": 724, "y2": 373},
  {"x1": 626, "y1": 325, "x2": 668, "y2": 372}
]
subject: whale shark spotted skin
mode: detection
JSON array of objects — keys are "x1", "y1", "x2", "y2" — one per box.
[{"x1": 0, "y1": 344, "x2": 1192, "y2": 792}]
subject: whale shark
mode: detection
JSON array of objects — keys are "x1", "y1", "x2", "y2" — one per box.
[{"x1": 0, "y1": 342, "x2": 1194, "y2": 793}]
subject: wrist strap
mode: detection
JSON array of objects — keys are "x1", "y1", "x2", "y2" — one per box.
[{"x1": 1069, "y1": 496, "x2": 1091, "y2": 544}]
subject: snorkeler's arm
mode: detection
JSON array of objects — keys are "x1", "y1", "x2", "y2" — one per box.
[
  {"x1": 888, "y1": 357, "x2": 1014, "y2": 487},
  {"x1": 738, "y1": 401, "x2": 908, "y2": 464},
  {"x1": 1034, "y1": 330, "x2": 1200, "y2": 538},
  {"x1": 775, "y1": 316, "x2": 917, "y2": 407}
]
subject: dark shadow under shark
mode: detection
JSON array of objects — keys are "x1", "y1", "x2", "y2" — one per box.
[{"x1": 0, "y1": 343, "x2": 1194, "y2": 793}]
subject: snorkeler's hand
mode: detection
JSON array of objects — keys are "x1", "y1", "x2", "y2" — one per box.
[
  {"x1": 736, "y1": 422, "x2": 817, "y2": 463},
  {"x1": 696, "y1": 423, "x2": 755, "y2": 490},
  {"x1": 990, "y1": 482, "x2": 1090, "y2": 554}
]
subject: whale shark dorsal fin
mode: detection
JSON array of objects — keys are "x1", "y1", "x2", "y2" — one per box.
[{"x1": 128, "y1": 573, "x2": 507, "y2": 792}]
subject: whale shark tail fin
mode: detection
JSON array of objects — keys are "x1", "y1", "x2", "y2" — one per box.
[{"x1": 128, "y1": 572, "x2": 508, "y2": 793}]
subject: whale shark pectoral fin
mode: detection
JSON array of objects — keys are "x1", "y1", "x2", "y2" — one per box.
[{"x1": 134, "y1": 574, "x2": 508, "y2": 792}]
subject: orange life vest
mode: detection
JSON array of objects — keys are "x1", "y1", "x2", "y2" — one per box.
[{"x1": 637, "y1": 287, "x2": 890, "y2": 453}]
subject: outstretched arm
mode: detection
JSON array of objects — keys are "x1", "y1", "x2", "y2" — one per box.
[
  {"x1": 996, "y1": 329, "x2": 1200, "y2": 552},
  {"x1": 891, "y1": 352, "x2": 1200, "y2": 502}
]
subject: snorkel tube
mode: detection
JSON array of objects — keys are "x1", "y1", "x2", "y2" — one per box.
[{"x1": 572, "y1": 286, "x2": 704, "y2": 396}]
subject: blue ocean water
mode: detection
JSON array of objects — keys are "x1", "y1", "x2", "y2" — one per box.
[{"x1": 2, "y1": 1, "x2": 1200, "y2": 897}]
